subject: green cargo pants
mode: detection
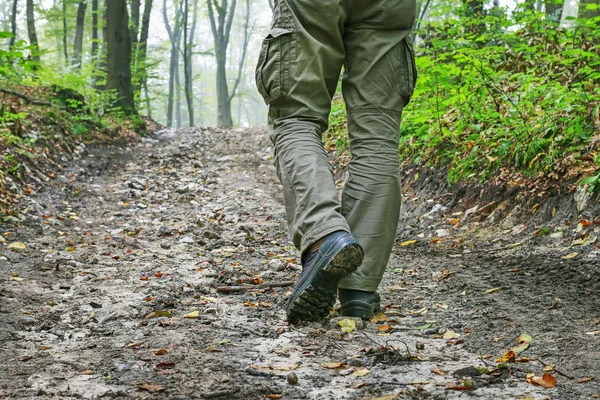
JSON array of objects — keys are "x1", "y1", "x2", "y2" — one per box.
[{"x1": 255, "y1": 0, "x2": 417, "y2": 292}]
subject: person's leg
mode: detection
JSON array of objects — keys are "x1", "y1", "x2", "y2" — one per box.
[
  {"x1": 255, "y1": 0, "x2": 364, "y2": 323},
  {"x1": 338, "y1": 0, "x2": 417, "y2": 305},
  {"x1": 256, "y1": 0, "x2": 349, "y2": 258}
]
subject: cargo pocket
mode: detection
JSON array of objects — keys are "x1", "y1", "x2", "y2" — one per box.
[
  {"x1": 398, "y1": 37, "x2": 417, "y2": 104},
  {"x1": 255, "y1": 27, "x2": 294, "y2": 105}
]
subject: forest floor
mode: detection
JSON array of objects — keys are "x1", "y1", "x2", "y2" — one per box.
[{"x1": 0, "y1": 127, "x2": 599, "y2": 399}]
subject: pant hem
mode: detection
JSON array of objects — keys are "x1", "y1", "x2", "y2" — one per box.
[{"x1": 300, "y1": 223, "x2": 350, "y2": 261}]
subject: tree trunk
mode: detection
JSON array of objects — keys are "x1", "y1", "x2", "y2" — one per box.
[
  {"x1": 9, "y1": 0, "x2": 18, "y2": 49},
  {"x1": 137, "y1": 0, "x2": 153, "y2": 113},
  {"x1": 207, "y1": 0, "x2": 238, "y2": 127},
  {"x1": 216, "y1": 55, "x2": 233, "y2": 127},
  {"x1": 106, "y1": 0, "x2": 136, "y2": 113},
  {"x1": 26, "y1": 0, "x2": 40, "y2": 61},
  {"x1": 73, "y1": 1, "x2": 88, "y2": 69},
  {"x1": 130, "y1": 0, "x2": 141, "y2": 45},
  {"x1": 163, "y1": 0, "x2": 183, "y2": 127},
  {"x1": 545, "y1": 0, "x2": 563, "y2": 24},
  {"x1": 91, "y1": 0, "x2": 99, "y2": 63},
  {"x1": 62, "y1": 1, "x2": 69, "y2": 66},
  {"x1": 182, "y1": 0, "x2": 197, "y2": 127}
]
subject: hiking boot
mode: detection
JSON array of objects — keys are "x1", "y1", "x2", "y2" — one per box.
[
  {"x1": 339, "y1": 288, "x2": 381, "y2": 319},
  {"x1": 286, "y1": 231, "x2": 364, "y2": 324}
]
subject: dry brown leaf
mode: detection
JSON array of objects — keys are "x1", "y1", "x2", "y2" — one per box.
[
  {"x1": 400, "y1": 240, "x2": 417, "y2": 247},
  {"x1": 353, "y1": 368, "x2": 370, "y2": 377},
  {"x1": 155, "y1": 349, "x2": 168, "y2": 356},
  {"x1": 577, "y1": 377, "x2": 594, "y2": 384},
  {"x1": 322, "y1": 361, "x2": 345, "y2": 369},
  {"x1": 136, "y1": 382, "x2": 165, "y2": 392},
  {"x1": 562, "y1": 252, "x2": 578, "y2": 260},
  {"x1": 273, "y1": 363, "x2": 300, "y2": 371},
  {"x1": 495, "y1": 350, "x2": 516, "y2": 363},
  {"x1": 527, "y1": 373, "x2": 557, "y2": 388},
  {"x1": 265, "y1": 395, "x2": 283, "y2": 400},
  {"x1": 445, "y1": 382, "x2": 472, "y2": 391},
  {"x1": 378, "y1": 324, "x2": 392, "y2": 332},
  {"x1": 78, "y1": 370, "x2": 94, "y2": 375},
  {"x1": 485, "y1": 287, "x2": 501, "y2": 294},
  {"x1": 443, "y1": 330, "x2": 460, "y2": 340},
  {"x1": 431, "y1": 368, "x2": 447, "y2": 376},
  {"x1": 370, "y1": 312, "x2": 387, "y2": 323}
]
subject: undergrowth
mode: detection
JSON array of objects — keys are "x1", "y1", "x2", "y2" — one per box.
[{"x1": 324, "y1": 2, "x2": 600, "y2": 189}]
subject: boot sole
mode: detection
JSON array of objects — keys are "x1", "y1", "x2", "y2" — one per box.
[{"x1": 287, "y1": 244, "x2": 363, "y2": 324}]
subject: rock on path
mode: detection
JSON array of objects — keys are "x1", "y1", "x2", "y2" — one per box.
[{"x1": 0, "y1": 127, "x2": 597, "y2": 399}]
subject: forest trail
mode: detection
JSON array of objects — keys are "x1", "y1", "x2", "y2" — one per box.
[{"x1": 0, "y1": 127, "x2": 598, "y2": 399}]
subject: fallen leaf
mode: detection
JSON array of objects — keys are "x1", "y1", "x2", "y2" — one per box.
[
  {"x1": 443, "y1": 330, "x2": 460, "y2": 340},
  {"x1": 512, "y1": 334, "x2": 533, "y2": 355},
  {"x1": 154, "y1": 362, "x2": 176, "y2": 370},
  {"x1": 136, "y1": 383, "x2": 165, "y2": 392},
  {"x1": 155, "y1": 349, "x2": 168, "y2": 356},
  {"x1": 154, "y1": 273, "x2": 163, "y2": 278},
  {"x1": 577, "y1": 377, "x2": 594, "y2": 383},
  {"x1": 408, "y1": 307, "x2": 427, "y2": 315},
  {"x1": 9, "y1": 277, "x2": 24, "y2": 282},
  {"x1": 436, "y1": 302, "x2": 449, "y2": 309},
  {"x1": 378, "y1": 324, "x2": 392, "y2": 332},
  {"x1": 338, "y1": 319, "x2": 357, "y2": 333},
  {"x1": 485, "y1": 287, "x2": 501, "y2": 294},
  {"x1": 400, "y1": 240, "x2": 417, "y2": 247},
  {"x1": 562, "y1": 253, "x2": 578, "y2": 260},
  {"x1": 354, "y1": 368, "x2": 370, "y2": 377},
  {"x1": 322, "y1": 361, "x2": 345, "y2": 369},
  {"x1": 183, "y1": 311, "x2": 199, "y2": 319},
  {"x1": 370, "y1": 313, "x2": 387, "y2": 323},
  {"x1": 585, "y1": 330, "x2": 600, "y2": 335},
  {"x1": 528, "y1": 372, "x2": 556, "y2": 388},
  {"x1": 492, "y1": 337, "x2": 504, "y2": 342},
  {"x1": 265, "y1": 395, "x2": 283, "y2": 400},
  {"x1": 431, "y1": 368, "x2": 447, "y2": 376},
  {"x1": 8, "y1": 242, "x2": 26, "y2": 250},
  {"x1": 496, "y1": 350, "x2": 516, "y2": 363},
  {"x1": 78, "y1": 370, "x2": 94, "y2": 375},
  {"x1": 543, "y1": 365, "x2": 554, "y2": 372},
  {"x1": 273, "y1": 363, "x2": 300, "y2": 371},
  {"x1": 145, "y1": 310, "x2": 172, "y2": 319}
]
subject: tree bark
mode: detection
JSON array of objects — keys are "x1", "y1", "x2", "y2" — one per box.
[
  {"x1": 9, "y1": 0, "x2": 18, "y2": 49},
  {"x1": 544, "y1": 0, "x2": 563, "y2": 24},
  {"x1": 106, "y1": 0, "x2": 136, "y2": 113},
  {"x1": 130, "y1": 0, "x2": 141, "y2": 45},
  {"x1": 73, "y1": 1, "x2": 88, "y2": 69},
  {"x1": 91, "y1": 0, "x2": 99, "y2": 62},
  {"x1": 207, "y1": 0, "x2": 238, "y2": 127},
  {"x1": 137, "y1": 0, "x2": 153, "y2": 114},
  {"x1": 163, "y1": 0, "x2": 183, "y2": 127},
  {"x1": 26, "y1": 0, "x2": 40, "y2": 61},
  {"x1": 62, "y1": 0, "x2": 69, "y2": 66},
  {"x1": 182, "y1": 0, "x2": 198, "y2": 127}
]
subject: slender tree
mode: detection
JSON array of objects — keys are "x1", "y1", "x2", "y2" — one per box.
[
  {"x1": 9, "y1": 0, "x2": 18, "y2": 49},
  {"x1": 182, "y1": 0, "x2": 198, "y2": 127},
  {"x1": 545, "y1": 0, "x2": 564, "y2": 24},
  {"x1": 91, "y1": 0, "x2": 99, "y2": 62},
  {"x1": 207, "y1": 0, "x2": 249, "y2": 127},
  {"x1": 62, "y1": 0, "x2": 69, "y2": 66},
  {"x1": 73, "y1": 0, "x2": 88, "y2": 69},
  {"x1": 138, "y1": 0, "x2": 153, "y2": 115},
  {"x1": 106, "y1": 0, "x2": 136, "y2": 113},
  {"x1": 130, "y1": 0, "x2": 141, "y2": 45},
  {"x1": 163, "y1": 0, "x2": 183, "y2": 127},
  {"x1": 26, "y1": 0, "x2": 40, "y2": 61}
]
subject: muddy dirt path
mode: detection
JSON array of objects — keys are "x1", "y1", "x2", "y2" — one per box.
[{"x1": 1, "y1": 128, "x2": 598, "y2": 399}]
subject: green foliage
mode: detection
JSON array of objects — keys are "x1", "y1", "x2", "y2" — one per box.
[{"x1": 325, "y1": 2, "x2": 600, "y2": 187}]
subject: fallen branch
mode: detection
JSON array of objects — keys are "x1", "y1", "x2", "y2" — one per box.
[
  {"x1": 216, "y1": 280, "x2": 294, "y2": 293},
  {"x1": 0, "y1": 87, "x2": 53, "y2": 107}
]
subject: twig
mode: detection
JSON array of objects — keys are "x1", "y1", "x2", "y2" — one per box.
[
  {"x1": 535, "y1": 358, "x2": 574, "y2": 380},
  {"x1": 216, "y1": 280, "x2": 294, "y2": 293},
  {"x1": 0, "y1": 88, "x2": 53, "y2": 107}
]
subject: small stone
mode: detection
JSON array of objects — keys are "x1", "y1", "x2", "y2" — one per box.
[
  {"x1": 415, "y1": 342, "x2": 425, "y2": 350},
  {"x1": 287, "y1": 372, "x2": 298, "y2": 385}
]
